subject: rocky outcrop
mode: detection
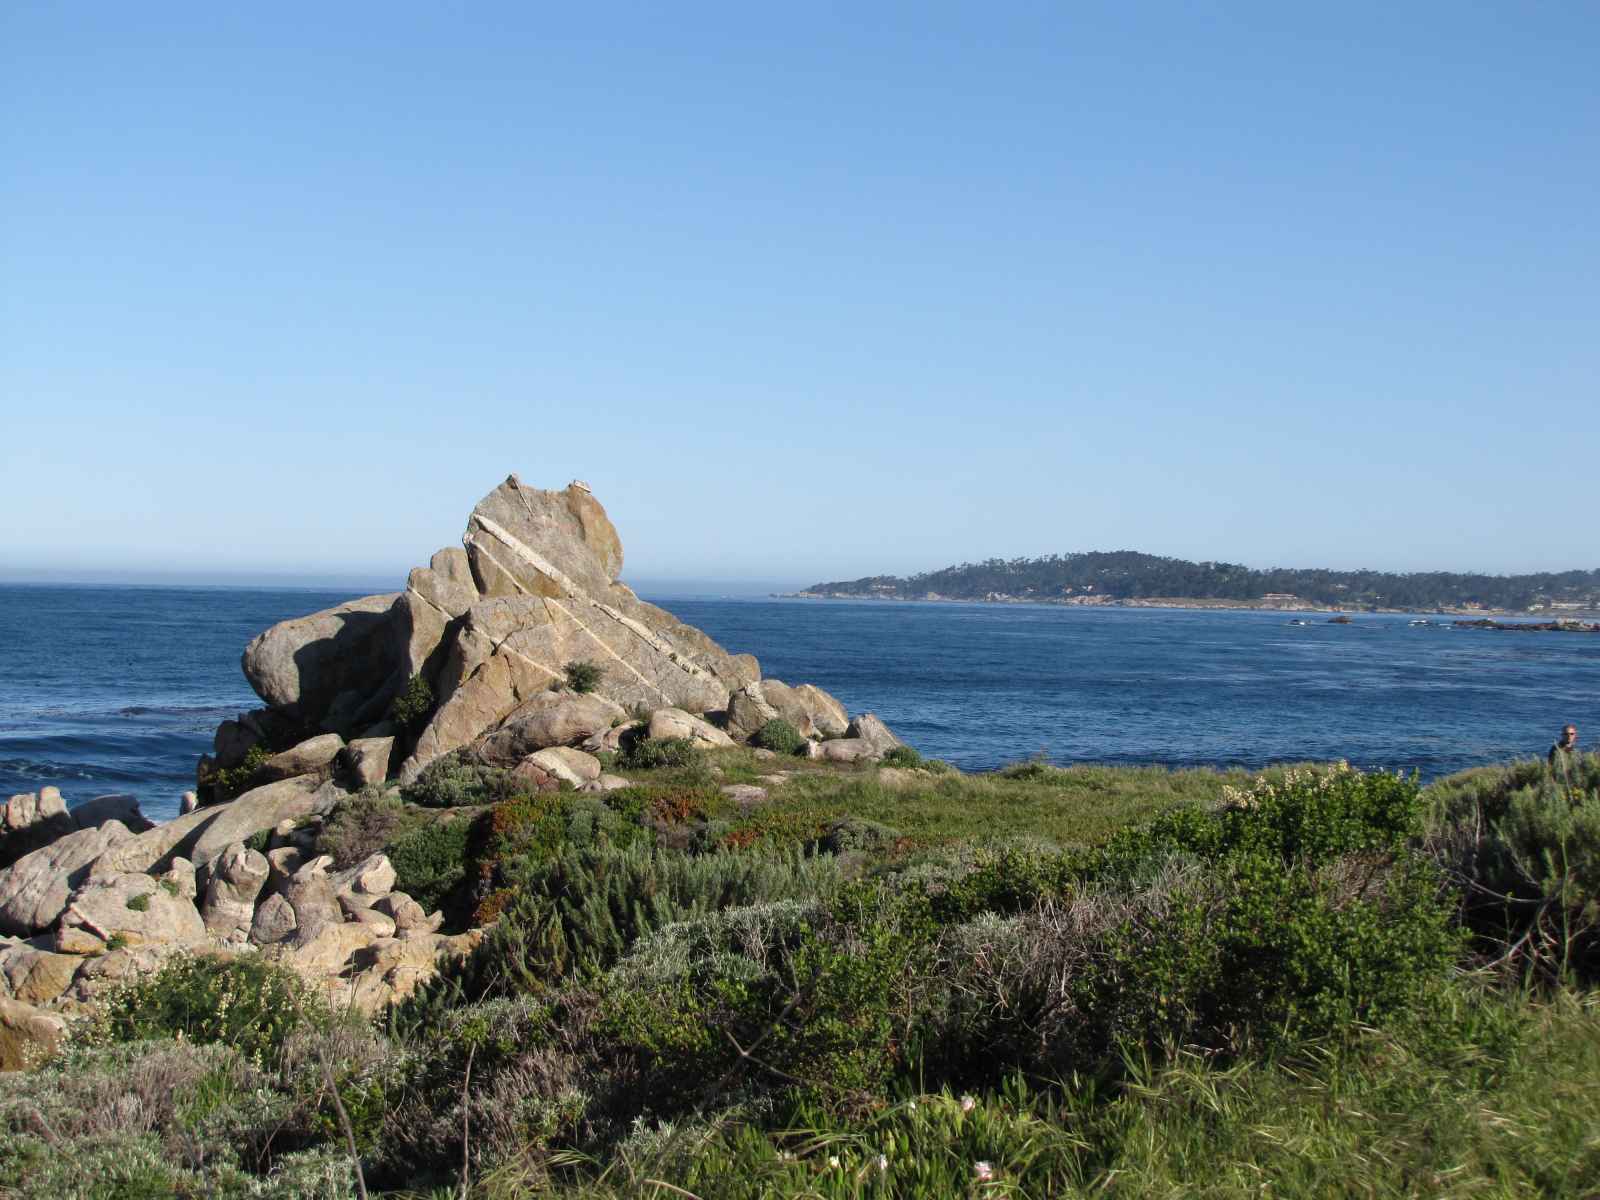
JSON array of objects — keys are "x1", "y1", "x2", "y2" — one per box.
[
  {"x1": 1, "y1": 788, "x2": 77, "y2": 869},
  {"x1": 0, "y1": 475, "x2": 924, "y2": 1054}
]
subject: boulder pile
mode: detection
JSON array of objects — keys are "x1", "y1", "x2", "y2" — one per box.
[{"x1": 0, "y1": 476, "x2": 902, "y2": 1062}]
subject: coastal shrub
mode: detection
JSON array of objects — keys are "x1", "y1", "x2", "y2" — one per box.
[
  {"x1": 1427, "y1": 754, "x2": 1600, "y2": 980},
  {"x1": 316, "y1": 787, "x2": 416, "y2": 867},
  {"x1": 601, "y1": 878, "x2": 935, "y2": 1116},
  {"x1": 372, "y1": 996, "x2": 588, "y2": 1188},
  {"x1": 563, "y1": 659, "x2": 605, "y2": 694},
  {"x1": 386, "y1": 813, "x2": 475, "y2": 915},
  {"x1": 619, "y1": 736, "x2": 701, "y2": 771},
  {"x1": 387, "y1": 672, "x2": 434, "y2": 734},
  {"x1": 1086, "y1": 762, "x2": 1426, "y2": 882},
  {"x1": 814, "y1": 814, "x2": 904, "y2": 856},
  {"x1": 880, "y1": 744, "x2": 924, "y2": 769},
  {"x1": 205, "y1": 743, "x2": 271, "y2": 803},
  {"x1": 398, "y1": 843, "x2": 844, "y2": 1022},
  {"x1": 400, "y1": 751, "x2": 524, "y2": 808},
  {"x1": 99, "y1": 953, "x2": 321, "y2": 1066},
  {"x1": 751, "y1": 718, "x2": 805, "y2": 756}
]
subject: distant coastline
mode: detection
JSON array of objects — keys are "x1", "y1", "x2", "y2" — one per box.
[
  {"x1": 779, "y1": 591, "x2": 1600, "y2": 622},
  {"x1": 799, "y1": 550, "x2": 1600, "y2": 617}
]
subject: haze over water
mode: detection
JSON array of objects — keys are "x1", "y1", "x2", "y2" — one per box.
[{"x1": 2, "y1": 585, "x2": 1594, "y2": 822}]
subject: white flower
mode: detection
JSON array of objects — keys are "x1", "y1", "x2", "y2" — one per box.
[
  {"x1": 960, "y1": 1094, "x2": 976, "y2": 1113},
  {"x1": 974, "y1": 1161, "x2": 995, "y2": 1182},
  {"x1": 828, "y1": 1155, "x2": 840, "y2": 1169},
  {"x1": 876, "y1": 1154, "x2": 888, "y2": 1173}
]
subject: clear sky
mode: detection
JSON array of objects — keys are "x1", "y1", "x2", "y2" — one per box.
[{"x1": 3, "y1": 3, "x2": 1596, "y2": 589}]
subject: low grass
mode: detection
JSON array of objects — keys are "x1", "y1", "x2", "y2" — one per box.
[
  {"x1": 567, "y1": 985, "x2": 1600, "y2": 1200},
  {"x1": 623, "y1": 749, "x2": 1258, "y2": 856}
]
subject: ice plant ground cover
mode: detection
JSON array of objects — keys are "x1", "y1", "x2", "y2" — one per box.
[{"x1": 3, "y1": 750, "x2": 1599, "y2": 1198}]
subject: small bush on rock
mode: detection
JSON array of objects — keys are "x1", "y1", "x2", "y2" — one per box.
[
  {"x1": 205, "y1": 743, "x2": 271, "y2": 803},
  {"x1": 401, "y1": 752, "x2": 524, "y2": 808},
  {"x1": 387, "y1": 672, "x2": 434, "y2": 734},
  {"x1": 751, "y1": 719, "x2": 805, "y2": 755},
  {"x1": 563, "y1": 659, "x2": 604, "y2": 694},
  {"x1": 316, "y1": 788, "x2": 416, "y2": 867}
]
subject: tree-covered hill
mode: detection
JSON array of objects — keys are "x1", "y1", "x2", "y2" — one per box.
[{"x1": 805, "y1": 551, "x2": 1600, "y2": 612}]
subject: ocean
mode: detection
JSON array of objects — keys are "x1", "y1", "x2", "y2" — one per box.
[{"x1": 2, "y1": 584, "x2": 1595, "y2": 822}]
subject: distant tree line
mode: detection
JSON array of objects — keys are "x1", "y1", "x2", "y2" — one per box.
[{"x1": 805, "y1": 551, "x2": 1600, "y2": 611}]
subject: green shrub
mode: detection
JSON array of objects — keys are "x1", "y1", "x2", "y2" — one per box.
[
  {"x1": 397, "y1": 843, "x2": 844, "y2": 1024},
  {"x1": 205, "y1": 743, "x2": 271, "y2": 803},
  {"x1": 619, "y1": 736, "x2": 702, "y2": 771},
  {"x1": 125, "y1": 892, "x2": 150, "y2": 912},
  {"x1": 316, "y1": 788, "x2": 416, "y2": 867},
  {"x1": 100, "y1": 953, "x2": 320, "y2": 1066},
  {"x1": 386, "y1": 814, "x2": 475, "y2": 914},
  {"x1": 400, "y1": 752, "x2": 524, "y2": 808},
  {"x1": 563, "y1": 660, "x2": 604, "y2": 694},
  {"x1": 387, "y1": 672, "x2": 434, "y2": 734},
  {"x1": 751, "y1": 719, "x2": 805, "y2": 755},
  {"x1": 880, "y1": 745, "x2": 924, "y2": 769},
  {"x1": 1427, "y1": 754, "x2": 1600, "y2": 980},
  {"x1": 815, "y1": 815, "x2": 904, "y2": 855}
]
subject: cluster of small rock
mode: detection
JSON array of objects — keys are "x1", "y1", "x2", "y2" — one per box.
[{"x1": 0, "y1": 476, "x2": 904, "y2": 1069}]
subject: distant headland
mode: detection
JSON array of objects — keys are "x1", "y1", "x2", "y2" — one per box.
[{"x1": 793, "y1": 551, "x2": 1600, "y2": 616}]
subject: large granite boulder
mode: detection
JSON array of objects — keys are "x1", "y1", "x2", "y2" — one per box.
[
  {"x1": 340, "y1": 736, "x2": 397, "y2": 787},
  {"x1": 0, "y1": 942, "x2": 82, "y2": 1006},
  {"x1": 0, "y1": 995, "x2": 66, "y2": 1070},
  {"x1": 464, "y1": 476, "x2": 624, "y2": 600},
  {"x1": 523, "y1": 746, "x2": 602, "y2": 787},
  {"x1": 725, "y1": 682, "x2": 783, "y2": 740},
  {"x1": 89, "y1": 776, "x2": 333, "y2": 877},
  {"x1": 55, "y1": 872, "x2": 208, "y2": 954},
  {"x1": 0, "y1": 789, "x2": 77, "y2": 870},
  {"x1": 474, "y1": 692, "x2": 627, "y2": 764},
  {"x1": 241, "y1": 592, "x2": 402, "y2": 728},
  {"x1": 202, "y1": 842, "x2": 271, "y2": 941},
  {"x1": 761, "y1": 680, "x2": 850, "y2": 739},
  {"x1": 68, "y1": 794, "x2": 155, "y2": 833},
  {"x1": 647, "y1": 707, "x2": 736, "y2": 748},
  {"x1": 0, "y1": 821, "x2": 133, "y2": 936},
  {"x1": 259, "y1": 733, "x2": 345, "y2": 783}
]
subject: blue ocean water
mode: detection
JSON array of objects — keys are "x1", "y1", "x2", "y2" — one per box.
[{"x1": 2, "y1": 584, "x2": 1595, "y2": 822}]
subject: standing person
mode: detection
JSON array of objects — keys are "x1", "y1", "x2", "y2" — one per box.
[
  {"x1": 1549, "y1": 723, "x2": 1580, "y2": 771},
  {"x1": 1548, "y1": 724, "x2": 1582, "y2": 804}
]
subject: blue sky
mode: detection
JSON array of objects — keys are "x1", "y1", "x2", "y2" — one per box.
[{"x1": 3, "y1": 3, "x2": 1596, "y2": 588}]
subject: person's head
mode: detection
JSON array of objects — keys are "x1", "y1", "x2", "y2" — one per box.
[{"x1": 1560, "y1": 724, "x2": 1578, "y2": 747}]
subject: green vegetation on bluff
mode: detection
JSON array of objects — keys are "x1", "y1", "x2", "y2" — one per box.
[
  {"x1": 808, "y1": 549, "x2": 1600, "y2": 611},
  {"x1": 5, "y1": 748, "x2": 1599, "y2": 1198}
]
